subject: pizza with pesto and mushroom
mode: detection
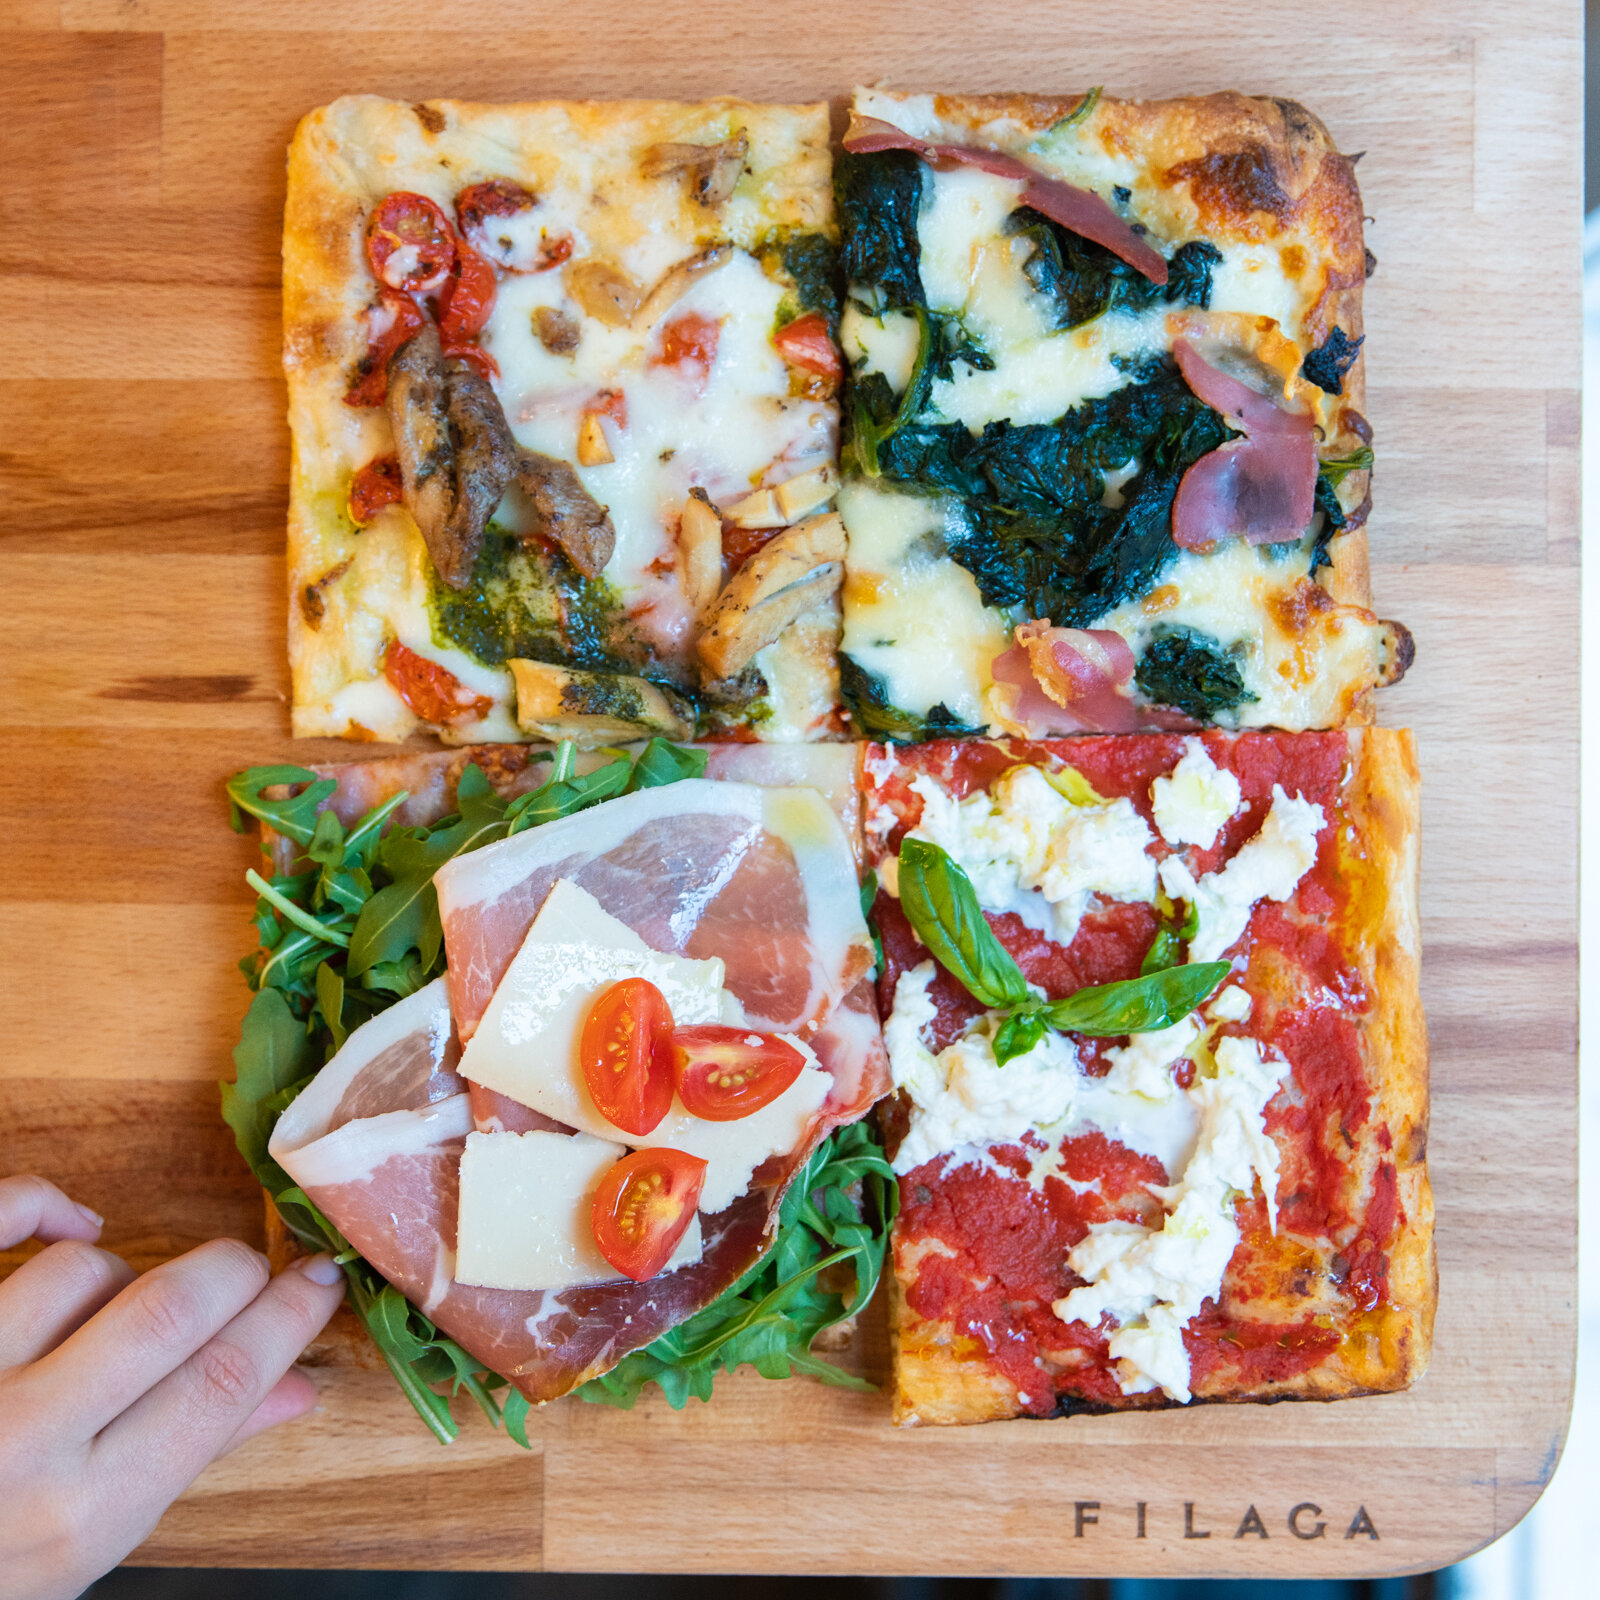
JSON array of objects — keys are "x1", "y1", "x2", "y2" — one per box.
[
  {"x1": 284, "y1": 95, "x2": 846, "y2": 746},
  {"x1": 833, "y1": 88, "x2": 1413, "y2": 742}
]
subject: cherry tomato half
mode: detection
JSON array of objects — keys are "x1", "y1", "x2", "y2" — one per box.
[
  {"x1": 366, "y1": 192, "x2": 457, "y2": 294},
  {"x1": 671, "y1": 1026, "x2": 806, "y2": 1122},
  {"x1": 343, "y1": 289, "x2": 427, "y2": 408},
  {"x1": 438, "y1": 238, "x2": 499, "y2": 348},
  {"x1": 383, "y1": 640, "x2": 494, "y2": 727},
  {"x1": 771, "y1": 311, "x2": 841, "y2": 386},
  {"x1": 590, "y1": 1147, "x2": 707, "y2": 1282},
  {"x1": 650, "y1": 312, "x2": 721, "y2": 390},
  {"x1": 348, "y1": 454, "x2": 403, "y2": 525},
  {"x1": 580, "y1": 978, "x2": 676, "y2": 1137}
]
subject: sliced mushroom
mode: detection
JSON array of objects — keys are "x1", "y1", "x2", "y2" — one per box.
[
  {"x1": 514, "y1": 451, "x2": 616, "y2": 578},
  {"x1": 696, "y1": 512, "x2": 846, "y2": 680},
  {"x1": 721, "y1": 486, "x2": 786, "y2": 530},
  {"x1": 678, "y1": 488, "x2": 724, "y2": 617},
  {"x1": 510, "y1": 658, "x2": 692, "y2": 746},
  {"x1": 774, "y1": 463, "x2": 840, "y2": 522},
  {"x1": 564, "y1": 259, "x2": 643, "y2": 328},
  {"x1": 440, "y1": 360, "x2": 519, "y2": 584},
  {"x1": 640, "y1": 133, "x2": 749, "y2": 208},
  {"x1": 576, "y1": 411, "x2": 614, "y2": 466},
  {"x1": 632, "y1": 246, "x2": 733, "y2": 332},
  {"x1": 386, "y1": 326, "x2": 457, "y2": 573},
  {"x1": 534, "y1": 305, "x2": 580, "y2": 355}
]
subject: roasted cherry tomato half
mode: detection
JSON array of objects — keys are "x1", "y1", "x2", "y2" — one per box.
[
  {"x1": 590, "y1": 1147, "x2": 707, "y2": 1282},
  {"x1": 344, "y1": 288, "x2": 427, "y2": 408},
  {"x1": 365, "y1": 192, "x2": 456, "y2": 294},
  {"x1": 438, "y1": 238, "x2": 499, "y2": 348},
  {"x1": 671, "y1": 1026, "x2": 806, "y2": 1122},
  {"x1": 383, "y1": 640, "x2": 494, "y2": 727},
  {"x1": 651, "y1": 311, "x2": 721, "y2": 388},
  {"x1": 771, "y1": 311, "x2": 841, "y2": 385},
  {"x1": 348, "y1": 454, "x2": 403, "y2": 525},
  {"x1": 580, "y1": 977, "x2": 676, "y2": 1137}
]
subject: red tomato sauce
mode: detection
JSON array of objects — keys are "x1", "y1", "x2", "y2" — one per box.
[{"x1": 868, "y1": 733, "x2": 1401, "y2": 1406}]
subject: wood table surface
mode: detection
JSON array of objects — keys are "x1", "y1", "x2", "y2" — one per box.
[{"x1": 0, "y1": 0, "x2": 1580, "y2": 1579}]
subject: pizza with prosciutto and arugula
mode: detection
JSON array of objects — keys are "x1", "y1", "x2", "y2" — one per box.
[
  {"x1": 832, "y1": 88, "x2": 1413, "y2": 742},
  {"x1": 861, "y1": 730, "x2": 1432, "y2": 1422},
  {"x1": 219, "y1": 83, "x2": 1434, "y2": 1438},
  {"x1": 285, "y1": 95, "x2": 846, "y2": 747}
]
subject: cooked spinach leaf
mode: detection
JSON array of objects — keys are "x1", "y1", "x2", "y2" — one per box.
[
  {"x1": 1134, "y1": 626, "x2": 1256, "y2": 720},
  {"x1": 1163, "y1": 239, "x2": 1224, "y2": 310},
  {"x1": 760, "y1": 229, "x2": 842, "y2": 332},
  {"x1": 839, "y1": 653, "x2": 981, "y2": 743},
  {"x1": 836, "y1": 149, "x2": 926, "y2": 311},
  {"x1": 1301, "y1": 327, "x2": 1364, "y2": 396}
]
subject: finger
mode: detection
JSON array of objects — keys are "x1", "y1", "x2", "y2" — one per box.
[
  {"x1": 220, "y1": 1368, "x2": 319, "y2": 1457},
  {"x1": 94, "y1": 1256, "x2": 344, "y2": 1491},
  {"x1": 0, "y1": 1174, "x2": 104, "y2": 1251},
  {"x1": 0, "y1": 1239, "x2": 135, "y2": 1368},
  {"x1": 25, "y1": 1237, "x2": 272, "y2": 1433}
]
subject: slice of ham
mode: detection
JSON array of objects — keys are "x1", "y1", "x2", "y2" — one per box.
[
  {"x1": 269, "y1": 979, "x2": 779, "y2": 1401},
  {"x1": 1170, "y1": 338, "x2": 1317, "y2": 550},
  {"x1": 842, "y1": 113, "x2": 1168, "y2": 285},
  {"x1": 987, "y1": 622, "x2": 1142, "y2": 736}
]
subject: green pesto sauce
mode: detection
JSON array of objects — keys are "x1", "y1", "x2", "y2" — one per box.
[{"x1": 756, "y1": 228, "x2": 841, "y2": 336}]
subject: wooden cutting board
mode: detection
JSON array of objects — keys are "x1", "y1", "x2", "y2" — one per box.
[{"x1": 0, "y1": 0, "x2": 1578, "y2": 1579}]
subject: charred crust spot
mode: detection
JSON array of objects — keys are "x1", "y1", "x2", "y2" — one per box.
[
  {"x1": 1377, "y1": 619, "x2": 1416, "y2": 686},
  {"x1": 1403, "y1": 1122, "x2": 1429, "y2": 1165},
  {"x1": 412, "y1": 102, "x2": 446, "y2": 135},
  {"x1": 1364, "y1": 247, "x2": 1379, "y2": 279},
  {"x1": 299, "y1": 558, "x2": 353, "y2": 630},
  {"x1": 1164, "y1": 147, "x2": 1296, "y2": 228},
  {"x1": 1340, "y1": 408, "x2": 1374, "y2": 445},
  {"x1": 1268, "y1": 97, "x2": 1320, "y2": 146}
]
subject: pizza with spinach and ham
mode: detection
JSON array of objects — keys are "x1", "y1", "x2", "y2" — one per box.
[
  {"x1": 833, "y1": 88, "x2": 1414, "y2": 742},
  {"x1": 861, "y1": 731, "x2": 1432, "y2": 1422},
  {"x1": 285, "y1": 96, "x2": 845, "y2": 748}
]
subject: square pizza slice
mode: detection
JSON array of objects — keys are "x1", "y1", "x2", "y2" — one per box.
[
  {"x1": 834, "y1": 88, "x2": 1412, "y2": 742},
  {"x1": 862, "y1": 729, "x2": 1433, "y2": 1423},
  {"x1": 285, "y1": 95, "x2": 844, "y2": 747}
]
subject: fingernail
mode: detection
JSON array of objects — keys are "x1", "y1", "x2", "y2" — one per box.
[
  {"x1": 297, "y1": 1253, "x2": 343, "y2": 1286},
  {"x1": 75, "y1": 1203, "x2": 103, "y2": 1228}
]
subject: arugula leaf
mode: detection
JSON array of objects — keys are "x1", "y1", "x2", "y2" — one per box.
[
  {"x1": 1134, "y1": 626, "x2": 1257, "y2": 721},
  {"x1": 1040, "y1": 962, "x2": 1230, "y2": 1035},
  {"x1": 895, "y1": 839, "x2": 1032, "y2": 1011},
  {"x1": 224, "y1": 737, "x2": 892, "y2": 1443}
]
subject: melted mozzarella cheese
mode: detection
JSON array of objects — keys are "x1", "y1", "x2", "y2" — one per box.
[
  {"x1": 1159, "y1": 785, "x2": 1325, "y2": 963},
  {"x1": 841, "y1": 305, "x2": 921, "y2": 393},
  {"x1": 885, "y1": 964, "x2": 1200, "y2": 1183},
  {"x1": 455, "y1": 1128, "x2": 703, "y2": 1292},
  {"x1": 839, "y1": 478, "x2": 1008, "y2": 726},
  {"x1": 1150, "y1": 737, "x2": 1242, "y2": 849},
  {"x1": 890, "y1": 764, "x2": 1155, "y2": 943},
  {"x1": 455, "y1": 876, "x2": 831, "y2": 1215},
  {"x1": 1053, "y1": 1034, "x2": 1289, "y2": 1402}
]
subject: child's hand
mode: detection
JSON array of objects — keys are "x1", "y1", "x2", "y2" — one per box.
[{"x1": 0, "y1": 1175, "x2": 345, "y2": 1600}]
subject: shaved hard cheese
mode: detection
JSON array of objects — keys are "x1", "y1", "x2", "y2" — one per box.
[
  {"x1": 454, "y1": 877, "x2": 832, "y2": 1214},
  {"x1": 455, "y1": 1128, "x2": 705, "y2": 1292}
]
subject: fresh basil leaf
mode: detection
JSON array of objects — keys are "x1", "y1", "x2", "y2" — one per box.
[
  {"x1": 895, "y1": 839, "x2": 1031, "y2": 1011},
  {"x1": 1139, "y1": 926, "x2": 1181, "y2": 976},
  {"x1": 992, "y1": 1007, "x2": 1049, "y2": 1066},
  {"x1": 1043, "y1": 961, "x2": 1230, "y2": 1036}
]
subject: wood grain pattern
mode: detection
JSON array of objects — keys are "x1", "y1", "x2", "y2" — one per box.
[{"x1": 0, "y1": 0, "x2": 1578, "y2": 1578}]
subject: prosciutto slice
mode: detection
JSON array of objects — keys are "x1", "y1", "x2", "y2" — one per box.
[
  {"x1": 987, "y1": 622, "x2": 1143, "y2": 736},
  {"x1": 269, "y1": 778, "x2": 890, "y2": 1402},
  {"x1": 269, "y1": 980, "x2": 778, "y2": 1400},
  {"x1": 843, "y1": 112, "x2": 1168, "y2": 285},
  {"x1": 1171, "y1": 339, "x2": 1317, "y2": 549}
]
